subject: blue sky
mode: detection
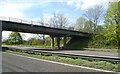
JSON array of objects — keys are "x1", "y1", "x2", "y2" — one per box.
[
  {"x1": 24, "y1": 2, "x2": 83, "y2": 22},
  {"x1": 0, "y1": 0, "x2": 112, "y2": 40}
]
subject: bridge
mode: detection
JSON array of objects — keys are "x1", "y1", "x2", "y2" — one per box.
[{"x1": 0, "y1": 16, "x2": 91, "y2": 49}]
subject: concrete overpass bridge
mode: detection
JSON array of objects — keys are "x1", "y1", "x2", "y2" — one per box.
[{"x1": 0, "y1": 16, "x2": 91, "y2": 49}]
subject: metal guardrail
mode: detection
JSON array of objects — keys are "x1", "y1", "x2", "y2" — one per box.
[
  {"x1": 2, "y1": 46, "x2": 120, "y2": 62},
  {"x1": 0, "y1": 16, "x2": 50, "y2": 27}
]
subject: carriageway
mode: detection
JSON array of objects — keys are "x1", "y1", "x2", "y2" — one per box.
[{"x1": 0, "y1": 16, "x2": 91, "y2": 49}]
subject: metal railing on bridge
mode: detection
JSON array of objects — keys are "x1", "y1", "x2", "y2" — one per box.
[{"x1": 0, "y1": 16, "x2": 50, "y2": 27}]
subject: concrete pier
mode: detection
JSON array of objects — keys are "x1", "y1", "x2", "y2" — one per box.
[
  {"x1": 63, "y1": 36, "x2": 67, "y2": 48},
  {"x1": 57, "y1": 37, "x2": 60, "y2": 49},
  {"x1": 50, "y1": 36, "x2": 54, "y2": 49}
]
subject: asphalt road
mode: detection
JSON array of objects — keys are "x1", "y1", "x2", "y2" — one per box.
[
  {"x1": 3, "y1": 46, "x2": 119, "y2": 58},
  {"x1": 2, "y1": 53, "x2": 116, "y2": 73}
]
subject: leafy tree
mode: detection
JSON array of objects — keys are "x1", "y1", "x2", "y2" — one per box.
[
  {"x1": 75, "y1": 17, "x2": 87, "y2": 31},
  {"x1": 8, "y1": 32, "x2": 23, "y2": 45},
  {"x1": 26, "y1": 38, "x2": 42, "y2": 45},
  {"x1": 104, "y1": 1, "x2": 119, "y2": 26},
  {"x1": 104, "y1": 1, "x2": 119, "y2": 48},
  {"x1": 37, "y1": 34, "x2": 45, "y2": 45},
  {"x1": 95, "y1": 25, "x2": 104, "y2": 34},
  {"x1": 76, "y1": 17, "x2": 95, "y2": 33},
  {"x1": 83, "y1": 20, "x2": 94, "y2": 33},
  {"x1": 103, "y1": 25, "x2": 117, "y2": 46}
]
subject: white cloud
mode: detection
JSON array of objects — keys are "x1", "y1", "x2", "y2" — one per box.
[
  {"x1": 67, "y1": 0, "x2": 74, "y2": 5},
  {"x1": 66, "y1": 0, "x2": 112, "y2": 10},
  {"x1": 0, "y1": 1, "x2": 33, "y2": 18},
  {"x1": 81, "y1": 0, "x2": 109, "y2": 10}
]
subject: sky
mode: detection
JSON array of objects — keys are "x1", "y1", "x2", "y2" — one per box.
[{"x1": 0, "y1": 0, "x2": 113, "y2": 40}]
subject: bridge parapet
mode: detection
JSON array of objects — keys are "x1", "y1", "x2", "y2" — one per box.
[{"x1": 0, "y1": 16, "x2": 49, "y2": 27}]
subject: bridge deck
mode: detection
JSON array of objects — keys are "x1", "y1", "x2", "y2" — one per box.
[{"x1": 1, "y1": 20, "x2": 91, "y2": 37}]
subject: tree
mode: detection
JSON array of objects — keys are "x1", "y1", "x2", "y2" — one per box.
[
  {"x1": 104, "y1": 1, "x2": 119, "y2": 26},
  {"x1": 37, "y1": 34, "x2": 45, "y2": 45},
  {"x1": 49, "y1": 13, "x2": 68, "y2": 29},
  {"x1": 95, "y1": 25, "x2": 104, "y2": 34},
  {"x1": 83, "y1": 20, "x2": 94, "y2": 33},
  {"x1": 84, "y1": 5, "x2": 103, "y2": 33},
  {"x1": 75, "y1": 17, "x2": 95, "y2": 33},
  {"x1": 37, "y1": 17, "x2": 46, "y2": 45},
  {"x1": 104, "y1": 1, "x2": 119, "y2": 47},
  {"x1": 75, "y1": 17, "x2": 87, "y2": 31},
  {"x1": 102, "y1": 25, "x2": 117, "y2": 46},
  {"x1": 26, "y1": 38, "x2": 42, "y2": 45},
  {"x1": 8, "y1": 32, "x2": 23, "y2": 45}
]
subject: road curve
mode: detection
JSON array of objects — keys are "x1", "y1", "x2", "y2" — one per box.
[{"x1": 2, "y1": 53, "x2": 116, "y2": 73}]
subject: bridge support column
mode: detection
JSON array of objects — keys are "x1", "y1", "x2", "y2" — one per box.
[
  {"x1": 63, "y1": 36, "x2": 67, "y2": 49},
  {"x1": 50, "y1": 36, "x2": 54, "y2": 49},
  {"x1": 0, "y1": 21, "x2": 2, "y2": 51},
  {"x1": 57, "y1": 37, "x2": 60, "y2": 49}
]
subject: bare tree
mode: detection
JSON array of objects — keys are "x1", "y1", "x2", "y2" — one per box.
[
  {"x1": 84, "y1": 5, "x2": 103, "y2": 33},
  {"x1": 37, "y1": 17, "x2": 45, "y2": 45},
  {"x1": 49, "y1": 13, "x2": 68, "y2": 29},
  {"x1": 57, "y1": 14, "x2": 68, "y2": 29}
]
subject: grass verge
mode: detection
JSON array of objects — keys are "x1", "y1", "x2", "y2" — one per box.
[{"x1": 4, "y1": 49, "x2": 120, "y2": 72}]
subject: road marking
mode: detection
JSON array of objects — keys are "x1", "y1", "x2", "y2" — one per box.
[{"x1": 4, "y1": 52, "x2": 117, "y2": 73}]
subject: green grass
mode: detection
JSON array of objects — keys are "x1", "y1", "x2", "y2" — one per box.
[{"x1": 5, "y1": 49, "x2": 120, "y2": 72}]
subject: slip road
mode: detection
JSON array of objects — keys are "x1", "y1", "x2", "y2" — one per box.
[{"x1": 2, "y1": 53, "x2": 116, "y2": 73}]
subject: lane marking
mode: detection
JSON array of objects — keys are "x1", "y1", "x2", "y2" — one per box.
[{"x1": 3, "y1": 52, "x2": 117, "y2": 73}]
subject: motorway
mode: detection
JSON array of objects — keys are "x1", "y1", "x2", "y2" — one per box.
[
  {"x1": 2, "y1": 53, "x2": 116, "y2": 73},
  {"x1": 3, "y1": 46, "x2": 119, "y2": 59}
]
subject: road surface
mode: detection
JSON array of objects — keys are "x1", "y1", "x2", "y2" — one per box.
[
  {"x1": 2, "y1": 53, "x2": 116, "y2": 73},
  {"x1": 3, "y1": 46, "x2": 119, "y2": 59}
]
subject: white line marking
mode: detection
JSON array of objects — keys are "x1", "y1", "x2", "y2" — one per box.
[{"x1": 4, "y1": 52, "x2": 117, "y2": 73}]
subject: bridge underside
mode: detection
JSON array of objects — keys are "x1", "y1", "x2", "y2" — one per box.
[{"x1": 0, "y1": 20, "x2": 91, "y2": 49}]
